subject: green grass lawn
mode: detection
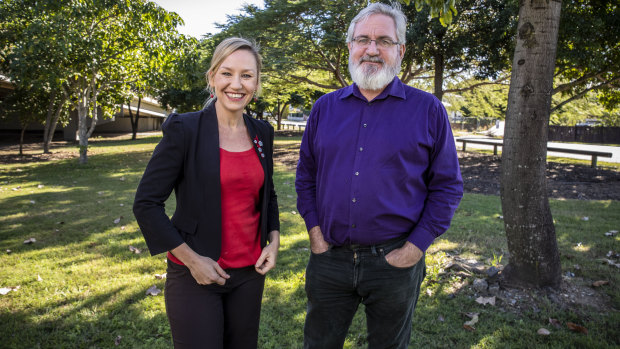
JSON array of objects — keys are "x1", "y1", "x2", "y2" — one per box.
[{"x1": 0, "y1": 136, "x2": 618, "y2": 348}]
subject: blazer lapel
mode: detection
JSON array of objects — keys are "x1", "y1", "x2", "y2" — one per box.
[
  {"x1": 244, "y1": 115, "x2": 267, "y2": 172},
  {"x1": 197, "y1": 104, "x2": 222, "y2": 220}
]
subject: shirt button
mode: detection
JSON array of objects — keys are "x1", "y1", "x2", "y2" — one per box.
[
  {"x1": 352, "y1": 198, "x2": 357, "y2": 203},
  {"x1": 359, "y1": 147, "x2": 363, "y2": 152},
  {"x1": 355, "y1": 171, "x2": 359, "y2": 176},
  {"x1": 351, "y1": 224, "x2": 356, "y2": 228},
  {"x1": 363, "y1": 123, "x2": 367, "y2": 128}
]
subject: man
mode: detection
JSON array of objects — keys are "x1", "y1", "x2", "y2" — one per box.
[{"x1": 295, "y1": 3, "x2": 463, "y2": 348}]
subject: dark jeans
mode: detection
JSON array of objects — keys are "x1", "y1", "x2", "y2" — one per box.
[
  {"x1": 165, "y1": 260, "x2": 265, "y2": 349},
  {"x1": 304, "y1": 236, "x2": 426, "y2": 349}
]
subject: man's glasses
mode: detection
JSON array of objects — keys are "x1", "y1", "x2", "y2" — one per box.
[{"x1": 351, "y1": 36, "x2": 400, "y2": 49}]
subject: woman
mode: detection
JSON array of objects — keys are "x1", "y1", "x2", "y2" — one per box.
[{"x1": 133, "y1": 37, "x2": 280, "y2": 349}]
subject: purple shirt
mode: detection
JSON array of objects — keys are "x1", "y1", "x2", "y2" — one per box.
[{"x1": 295, "y1": 78, "x2": 463, "y2": 251}]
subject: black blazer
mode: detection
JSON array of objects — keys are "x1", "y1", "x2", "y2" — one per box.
[{"x1": 133, "y1": 103, "x2": 280, "y2": 259}]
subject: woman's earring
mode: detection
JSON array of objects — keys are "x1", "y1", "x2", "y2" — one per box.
[{"x1": 253, "y1": 91, "x2": 258, "y2": 102}]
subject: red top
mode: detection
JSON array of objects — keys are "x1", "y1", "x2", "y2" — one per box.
[{"x1": 167, "y1": 147, "x2": 264, "y2": 269}]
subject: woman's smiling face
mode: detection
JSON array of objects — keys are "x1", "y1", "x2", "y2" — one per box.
[{"x1": 210, "y1": 49, "x2": 258, "y2": 115}]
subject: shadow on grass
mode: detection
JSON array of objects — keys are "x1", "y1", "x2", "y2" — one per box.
[{"x1": 0, "y1": 284, "x2": 171, "y2": 348}]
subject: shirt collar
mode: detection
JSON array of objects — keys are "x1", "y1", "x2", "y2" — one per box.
[{"x1": 340, "y1": 76, "x2": 406, "y2": 102}]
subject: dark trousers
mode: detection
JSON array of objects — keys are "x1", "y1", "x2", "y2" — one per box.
[
  {"x1": 303, "y1": 237, "x2": 426, "y2": 349},
  {"x1": 165, "y1": 260, "x2": 265, "y2": 349}
]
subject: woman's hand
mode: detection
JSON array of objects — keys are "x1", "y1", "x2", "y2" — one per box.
[
  {"x1": 170, "y1": 243, "x2": 230, "y2": 285},
  {"x1": 187, "y1": 255, "x2": 230, "y2": 285},
  {"x1": 255, "y1": 230, "x2": 280, "y2": 275}
]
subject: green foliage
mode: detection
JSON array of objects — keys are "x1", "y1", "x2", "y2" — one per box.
[
  {"x1": 554, "y1": 0, "x2": 620, "y2": 111},
  {"x1": 398, "y1": 0, "x2": 457, "y2": 27},
  {"x1": 444, "y1": 81, "x2": 509, "y2": 119},
  {"x1": 0, "y1": 0, "x2": 188, "y2": 160}
]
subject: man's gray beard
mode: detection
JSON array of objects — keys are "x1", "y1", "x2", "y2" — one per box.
[{"x1": 348, "y1": 55, "x2": 401, "y2": 91}]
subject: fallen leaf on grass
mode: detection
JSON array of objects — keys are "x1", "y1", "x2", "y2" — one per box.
[
  {"x1": 0, "y1": 286, "x2": 20, "y2": 295},
  {"x1": 113, "y1": 217, "x2": 122, "y2": 224},
  {"x1": 462, "y1": 312, "x2": 479, "y2": 330},
  {"x1": 145, "y1": 285, "x2": 161, "y2": 296},
  {"x1": 29, "y1": 200, "x2": 36, "y2": 204},
  {"x1": 604, "y1": 230, "x2": 618, "y2": 237},
  {"x1": 475, "y1": 296, "x2": 496, "y2": 306},
  {"x1": 567, "y1": 322, "x2": 588, "y2": 334},
  {"x1": 119, "y1": 177, "x2": 126, "y2": 181},
  {"x1": 438, "y1": 315, "x2": 444, "y2": 322},
  {"x1": 548, "y1": 318, "x2": 562, "y2": 328},
  {"x1": 115, "y1": 335, "x2": 122, "y2": 346},
  {"x1": 6, "y1": 249, "x2": 11, "y2": 254},
  {"x1": 600, "y1": 259, "x2": 620, "y2": 268},
  {"x1": 463, "y1": 324, "x2": 475, "y2": 331},
  {"x1": 129, "y1": 246, "x2": 141, "y2": 254},
  {"x1": 37, "y1": 275, "x2": 42, "y2": 281},
  {"x1": 23, "y1": 238, "x2": 36, "y2": 244},
  {"x1": 155, "y1": 273, "x2": 167, "y2": 279},
  {"x1": 537, "y1": 328, "x2": 551, "y2": 336},
  {"x1": 592, "y1": 280, "x2": 609, "y2": 287},
  {"x1": 581, "y1": 216, "x2": 589, "y2": 221},
  {"x1": 37, "y1": 184, "x2": 44, "y2": 189}
]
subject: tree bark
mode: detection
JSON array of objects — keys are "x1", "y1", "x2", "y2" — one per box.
[
  {"x1": 500, "y1": 0, "x2": 562, "y2": 288},
  {"x1": 128, "y1": 96, "x2": 141, "y2": 140},
  {"x1": 433, "y1": 52, "x2": 445, "y2": 101},
  {"x1": 43, "y1": 90, "x2": 57, "y2": 154},
  {"x1": 77, "y1": 77, "x2": 99, "y2": 164},
  {"x1": 19, "y1": 123, "x2": 27, "y2": 156}
]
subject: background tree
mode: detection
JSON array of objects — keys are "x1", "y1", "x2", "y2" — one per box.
[
  {"x1": 121, "y1": 26, "x2": 193, "y2": 140},
  {"x1": 0, "y1": 0, "x2": 73, "y2": 153},
  {"x1": 157, "y1": 35, "x2": 207, "y2": 114},
  {"x1": 552, "y1": 0, "x2": 619, "y2": 112},
  {"x1": 404, "y1": 0, "x2": 517, "y2": 100},
  {"x1": 500, "y1": 0, "x2": 563, "y2": 288}
]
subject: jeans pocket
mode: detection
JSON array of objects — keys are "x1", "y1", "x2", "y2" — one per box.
[
  {"x1": 381, "y1": 255, "x2": 417, "y2": 270},
  {"x1": 310, "y1": 244, "x2": 332, "y2": 256}
]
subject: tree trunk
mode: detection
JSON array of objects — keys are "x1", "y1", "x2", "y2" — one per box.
[
  {"x1": 19, "y1": 123, "x2": 27, "y2": 156},
  {"x1": 77, "y1": 84, "x2": 98, "y2": 164},
  {"x1": 129, "y1": 96, "x2": 141, "y2": 140},
  {"x1": 43, "y1": 90, "x2": 57, "y2": 154},
  {"x1": 77, "y1": 99, "x2": 90, "y2": 164},
  {"x1": 276, "y1": 99, "x2": 282, "y2": 131},
  {"x1": 43, "y1": 92, "x2": 68, "y2": 154},
  {"x1": 433, "y1": 53, "x2": 445, "y2": 101},
  {"x1": 500, "y1": 0, "x2": 562, "y2": 288}
]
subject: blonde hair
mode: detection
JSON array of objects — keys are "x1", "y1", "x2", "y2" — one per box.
[{"x1": 205, "y1": 37, "x2": 262, "y2": 106}]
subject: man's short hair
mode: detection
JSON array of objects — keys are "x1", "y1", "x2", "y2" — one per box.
[{"x1": 346, "y1": 2, "x2": 407, "y2": 45}]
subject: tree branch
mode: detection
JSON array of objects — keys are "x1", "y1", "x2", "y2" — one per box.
[
  {"x1": 552, "y1": 71, "x2": 602, "y2": 95},
  {"x1": 287, "y1": 74, "x2": 342, "y2": 90},
  {"x1": 551, "y1": 76, "x2": 620, "y2": 112},
  {"x1": 444, "y1": 77, "x2": 510, "y2": 94}
]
